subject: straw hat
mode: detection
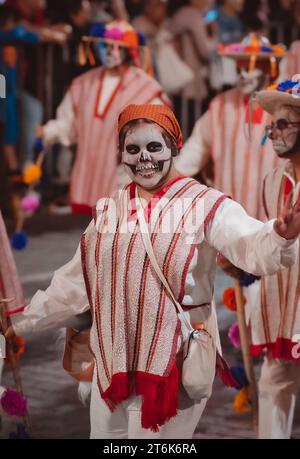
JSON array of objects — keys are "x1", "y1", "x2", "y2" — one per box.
[{"x1": 254, "y1": 75, "x2": 300, "y2": 115}]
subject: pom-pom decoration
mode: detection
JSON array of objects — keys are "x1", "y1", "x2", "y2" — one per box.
[
  {"x1": 228, "y1": 322, "x2": 241, "y2": 349},
  {"x1": 23, "y1": 164, "x2": 42, "y2": 185},
  {"x1": 240, "y1": 273, "x2": 260, "y2": 287},
  {"x1": 277, "y1": 80, "x2": 300, "y2": 92},
  {"x1": 0, "y1": 387, "x2": 27, "y2": 417},
  {"x1": 89, "y1": 23, "x2": 106, "y2": 38},
  {"x1": 223, "y1": 287, "x2": 237, "y2": 311},
  {"x1": 230, "y1": 365, "x2": 248, "y2": 390},
  {"x1": 11, "y1": 231, "x2": 28, "y2": 250},
  {"x1": 123, "y1": 30, "x2": 139, "y2": 47},
  {"x1": 234, "y1": 386, "x2": 251, "y2": 413},
  {"x1": 5, "y1": 336, "x2": 25, "y2": 363},
  {"x1": 104, "y1": 27, "x2": 124, "y2": 41},
  {"x1": 20, "y1": 193, "x2": 40, "y2": 215}
]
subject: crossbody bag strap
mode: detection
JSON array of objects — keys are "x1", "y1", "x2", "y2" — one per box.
[{"x1": 135, "y1": 187, "x2": 193, "y2": 334}]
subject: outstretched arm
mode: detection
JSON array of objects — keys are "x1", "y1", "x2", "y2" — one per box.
[
  {"x1": 206, "y1": 198, "x2": 299, "y2": 276},
  {"x1": 8, "y1": 233, "x2": 91, "y2": 337},
  {"x1": 41, "y1": 90, "x2": 77, "y2": 147}
]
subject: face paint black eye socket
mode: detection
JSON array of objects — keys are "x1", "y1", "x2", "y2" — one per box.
[
  {"x1": 147, "y1": 142, "x2": 163, "y2": 153},
  {"x1": 276, "y1": 119, "x2": 290, "y2": 130},
  {"x1": 126, "y1": 144, "x2": 140, "y2": 155}
]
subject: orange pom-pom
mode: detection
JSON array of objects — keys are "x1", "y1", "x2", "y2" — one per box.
[
  {"x1": 5, "y1": 336, "x2": 26, "y2": 362},
  {"x1": 267, "y1": 84, "x2": 277, "y2": 91},
  {"x1": 223, "y1": 287, "x2": 237, "y2": 311},
  {"x1": 123, "y1": 31, "x2": 139, "y2": 47},
  {"x1": 234, "y1": 387, "x2": 251, "y2": 413},
  {"x1": 23, "y1": 164, "x2": 42, "y2": 185}
]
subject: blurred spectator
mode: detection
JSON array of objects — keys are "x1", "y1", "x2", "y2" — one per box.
[
  {"x1": 125, "y1": 0, "x2": 144, "y2": 19},
  {"x1": 240, "y1": 0, "x2": 268, "y2": 35},
  {"x1": 268, "y1": 0, "x2": 298, "y2": 46},
  {"x1": 132, "y1": 0, "x2": 167, "y2": 51},
  {"x1": 0, "y1": 5, "x2": 40, "y2": 179},
  {"x1": 63, "y1": 0, "x2": 92, "y2": 81},
  {"x1": 6, "y1": 0, "x2": 46, "y2": 28},
  {"x1": 217, "y1": 0, "x2": 244, "y2": 44},
  {"x1": 293, "y1": 0, "x2": 300, "y2": 27},
  {"x1": 90, "y1": 1, "x2": 112, "y2": 22},
  {"x1": 2, "y1": 0, "x2": 70, "y2": 167},
  {"x1": 167, "y1": 0, "x2": 217, "y2": 133}
]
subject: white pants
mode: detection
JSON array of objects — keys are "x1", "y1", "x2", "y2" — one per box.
[
  {"x1": 258, "y1": 357, "x2": 300, "y2": 439},
  {"x1": 89, "y1": 373, "x2": 207, "y2": 439}
]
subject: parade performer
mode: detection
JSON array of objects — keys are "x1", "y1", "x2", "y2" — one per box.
[
  {"x1": 175, "y1": 34, "x2": 286, "y2": 220},
  {"x1": 244, "y1": 76, "x2": 300, "y2": 439},
  {"x1": 37, "y1": 20, "x2": 169, "y2": 215},
  {"x1": 4, "y1": 104, "x2": 300, "y2": 439}
]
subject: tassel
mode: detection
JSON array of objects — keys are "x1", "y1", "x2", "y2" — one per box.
[
  {"x1": 78, "y1": 43, "x2": 87, "y2": 66},
  {"x1": 87, "y1": 43, "x2": 96, "y2": 66},
  {"x1": 249, "y1": 54, "x2": 256, "y2": 72},
  {"x1": 270, "y1": 56, "x2": 277, "y2": 80},
  {"x1": 216, "y1": 352, "x2": 240, "y2": 389},
  {"x1": 130, "y1": 46, "x2": 140, "y2": 67},
  {"x1": 98, "y1": 41, "x2": 107, "y2": 66},
  {"x1": 102, "y1": 364, "x2": 179, "y2": 432},
  {"x1": 137, "y1": 362, "x2": 179, "y2": 432}
]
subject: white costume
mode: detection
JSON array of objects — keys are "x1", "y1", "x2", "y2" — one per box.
[
  {"x1": 11, "y1": 176, "x2": 298, "y2": 439},
  {"x1": 175, "y1": 89, "x2": 281, "y2": 220},
  {"x1": 246, "y1": 162, "x2": 300, "y2": 439}
]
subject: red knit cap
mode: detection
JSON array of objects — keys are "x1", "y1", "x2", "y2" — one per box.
[{"x1": 118, "y1": 104, "x2": 183, "y2": 148}]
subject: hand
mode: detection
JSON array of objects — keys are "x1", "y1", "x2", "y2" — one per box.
[
  {"x1": 274, "y1": 193, "x2": 300, "y2": 240},
  {"x1": 216, "y1": 253, "x2": 244, "y2": 279},
  {"x1": 36, "y1": 125, "x2": 44, "y2": 138}
]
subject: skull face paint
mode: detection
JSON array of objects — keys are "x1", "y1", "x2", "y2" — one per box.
[
  {"x1": 270, "y1": 106, "x2": 300, "y2": 158},
  {"x1": 104, "y1": 43, "x2": 124, "y2": 69},
  {"x1": 122, "y1": 123, "x2": 173, "y2": 189},
  {"x1": 238, "y1": 69, "x2": 265, "y2": 95}
]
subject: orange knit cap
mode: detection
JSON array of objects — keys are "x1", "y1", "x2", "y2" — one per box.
[{"x1": 118, "y1": 104, "x2": 183, "y2": 148}]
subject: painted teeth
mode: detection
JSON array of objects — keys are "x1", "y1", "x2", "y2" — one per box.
[{"x1": 136, "y1": 164, "x2": 159, "y2": 172}]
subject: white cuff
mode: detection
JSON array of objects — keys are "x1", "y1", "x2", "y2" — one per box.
[{"x1": 10, "y1": 311, "x2": 34, "y2": 336}]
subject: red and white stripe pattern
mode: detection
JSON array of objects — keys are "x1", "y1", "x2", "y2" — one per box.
[
  {"x1": 80, "y1": 177, "x2": 225, "y2": 431},
  {"x1": 250, "y1": 163, "x2": 300, "y2": 360},
  {"x1": 69, "y1": 66, "x2": 168, "y2": 215},
  {"x1": 210, "y1": 88, "x2": 282, "y2": 221}
]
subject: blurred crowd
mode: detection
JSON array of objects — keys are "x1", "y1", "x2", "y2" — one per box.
[{"x1": 1, "y1": 0, "x2": 300, "y2": 216}]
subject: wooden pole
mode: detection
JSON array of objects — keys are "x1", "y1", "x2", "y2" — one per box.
[
  {"x1": 0, "y1": 300, "x2": 32, "y2": 436},
  {"x1": 234, "y1": 280, "x2": 259, "y2": 433}
]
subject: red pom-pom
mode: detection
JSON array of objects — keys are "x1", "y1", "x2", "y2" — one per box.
[
  {"x1": 1, "y1": 389, "x2": 27, "y2": 417},
  {"x1": 223, "y1": 287, "x2": 237, "y2": 311}
]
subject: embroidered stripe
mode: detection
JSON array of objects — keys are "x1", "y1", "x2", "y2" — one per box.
[{"x1": 132, "y1": 180, "x2": 197, "y2": 370}]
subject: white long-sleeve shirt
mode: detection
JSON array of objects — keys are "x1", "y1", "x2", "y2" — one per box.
[
  {"x1": 11, "y1": 197, "x2": 298, "y2": 336},
  {"x1": 174, "y1": 110, "x2": 211, "y2": 177}
]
